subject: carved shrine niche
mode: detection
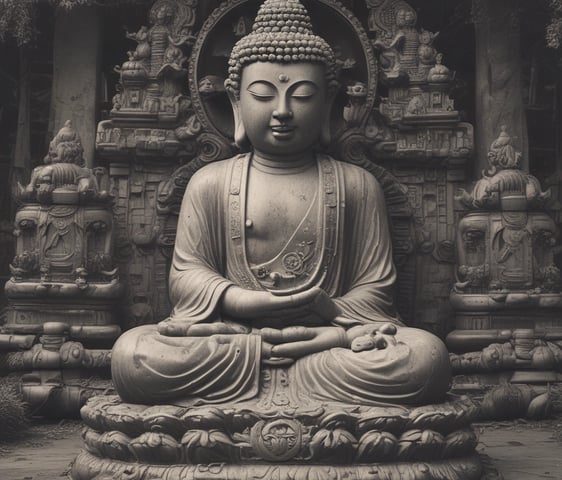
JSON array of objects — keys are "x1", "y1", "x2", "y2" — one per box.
[
  {"x1": 1, "y1": 122, "x2": 122, "y2": 416},
  {"x1": 96, "y1": 0, "x2": 473, "y2": 332},
  {"x1": 448, "y1": 127, "x2": 562, "y2": 385}
]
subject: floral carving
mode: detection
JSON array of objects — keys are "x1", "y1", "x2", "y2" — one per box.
[
  {"x1": 181, "y1": 429, "x2": 240, "y2": 463},
  {"x1": 129, "y1": 432, "x2": 181, "y2": 464},
  {"x1": 308, "y1": 428, "x2": 357, "y2": 461},
  {"x1": 355, "y1": 430, "x2": 398, "y2": 461}
]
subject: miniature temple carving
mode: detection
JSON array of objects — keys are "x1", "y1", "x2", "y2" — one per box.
[
  {"x1": 0, "y1": 121, "x2": 122, "y2": 415},
  {"x1": 448, "y1": 126, "x2": 562, "y2": 389}
]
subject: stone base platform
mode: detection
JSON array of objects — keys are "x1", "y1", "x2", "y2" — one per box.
[
  {"x1": 71, "y1": 394, "x2": 483, "y2": 480},
  {"x1": 72, "y1": 450, "x2": 483, "y2": 480}
]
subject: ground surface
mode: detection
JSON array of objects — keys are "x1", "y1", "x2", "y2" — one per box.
[{"x1": 0, "y1": 417, "x2": 561, "y2": 479}]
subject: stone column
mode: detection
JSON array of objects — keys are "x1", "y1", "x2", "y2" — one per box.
[
  {"x1": 473, "y1": 0, "x2": 528, "y2": 173},
  {"x1": 49, "y1": 5, "x2": 101, "y2": 168}
]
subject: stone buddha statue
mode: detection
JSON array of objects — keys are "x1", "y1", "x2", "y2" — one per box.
[{"x1": 111, "y1": 0, "x2": 451, "y2": 408}]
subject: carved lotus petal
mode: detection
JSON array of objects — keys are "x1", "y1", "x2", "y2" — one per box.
[
  {"x1": 355, "y1": 430, "x2": 398, "y2": 462},
  {"x1": 181, "y1": 429, "x2": 239, "y2": 464},
  {"x1": 445, "y1": 397, "x2": 479, "y2": 430},
  {"x1": 230, "y1": 410, "x2": 261, "y2": 431},
  {"x1": 129, "y1": 432, "x2": 181, "y2": 464},
  {"x1": 306, "y1": 467, "x2": 340, "y2": 480},
  {"x1": 443, "y1": 428, "x2": 478, "y2": 458},
  {"x1": 98, "y1": 431, "x2": 134, "y2": 461},
  {"x1": 82, "y1": 428, "x2": 103, "y2": 457},
  {"x1": 81, "y1": 397, "x2": 125, "y2": 432},
  {"x1": 142, "y1": 406, "x2": 187, "y2": 440},
  {"x1": 397, "y1": 429, "x2": 445, "y2": 460},
  {"x1": 309, "y1": 428, "x2": 357, "y2": 461},
  {"x1": 319, "y1": 410, "x2": 356, "y2": 430},
  {"x1": 103, "y1": 403, "x2": 146, "y2": 437},
  {"x1": 527, "y1": 392, "x2": 552, "y2": 420},
  {"x1": 181, "y1": 406, "x2": 226, "y2": 430},
  {"x1": 407, "y1": 409, "x2": 453, "y2": 432},
  {"x1": 356, "y1": 411, "x2": 407, "y2": 436},
  {"x1": 530, "y1": 346, "x2": 556, "y2": 370}
]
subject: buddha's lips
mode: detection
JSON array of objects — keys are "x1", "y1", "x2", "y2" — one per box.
[
  {"x1": 270, "y1": 125, "x2": 296, "y2": 139},
  {"x1": 270, "y1": 124, "x2": 296, "y2": 133}
]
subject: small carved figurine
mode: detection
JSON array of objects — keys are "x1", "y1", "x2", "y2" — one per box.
[
  {"x1": 21, "y1": 121, "x2": 101, "y2": 203},
  {"x1": 427, "y1": 53, "x2": 451, "y2": 82}
]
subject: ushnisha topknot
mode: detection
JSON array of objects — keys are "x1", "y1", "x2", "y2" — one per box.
[{"x1": 225, "y1": 0, "x2": 339, "y2": 98}]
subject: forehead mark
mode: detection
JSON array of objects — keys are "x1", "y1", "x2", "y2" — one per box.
[{"x1": 278, "y1": 74, "x2": 290, "y2": 83}]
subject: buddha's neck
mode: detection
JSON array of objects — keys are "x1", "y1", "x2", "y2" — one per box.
[{"x1": 251, "y1": 150, "x2": 316, "y2": 175}]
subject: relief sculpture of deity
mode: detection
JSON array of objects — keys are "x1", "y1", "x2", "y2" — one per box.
[{"x1": 111, "y1": 0, "x2": 452, "y2": 408}]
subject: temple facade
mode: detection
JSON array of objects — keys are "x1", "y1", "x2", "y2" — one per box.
[{"x1": 0, "y1": 0, "x2": 561, "y2": 417}]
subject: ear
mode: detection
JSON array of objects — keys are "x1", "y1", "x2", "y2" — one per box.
[
  {"x1": 227, "y1": 89, "x2": 247, "y2": 148},
  {"x1": 320, "y1": 92, "x2": 335, "y2": 147}
]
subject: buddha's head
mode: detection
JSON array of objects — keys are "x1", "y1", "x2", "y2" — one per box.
[{"x1": 225, "y1": 0, "x2": 339, "y2": 157}]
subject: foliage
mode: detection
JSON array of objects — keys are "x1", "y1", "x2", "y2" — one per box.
[
  {"x1": 0, "y1": 377, "x2": 29, "y2": 442},
  {"x1": 546, "y1": 0, "x2": 562, "y2": 48},
  {"x1": 0, "y1": 0, "x2": 151, "y2": 46},
  {"x1": 0, "y1": 0, "x2": 37, "y2": 46}
]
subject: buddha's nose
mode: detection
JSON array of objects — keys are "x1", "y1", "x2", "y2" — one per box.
[{"x1": 272, "y1": 98, "x2": 293, "y2": 120}]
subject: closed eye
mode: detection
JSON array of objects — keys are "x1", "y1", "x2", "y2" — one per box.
[
  {"x1": 247, "y1": 81, "x2": 276, "y2": 101},
  {"x1": 291, "y1": 82, "x2": 318, "y2": 99}
]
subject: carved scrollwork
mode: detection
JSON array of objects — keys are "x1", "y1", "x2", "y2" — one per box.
[
  {"x1": 197, "y1": 132, "x2": 234, "y2": 163},
  {"x1": 156, "y1": 164, "x2": 196, "y2": 215}
]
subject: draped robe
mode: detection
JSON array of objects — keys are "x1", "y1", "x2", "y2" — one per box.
[{"x1": 112, "y1": 153, "x2": 451, "y2": 405}]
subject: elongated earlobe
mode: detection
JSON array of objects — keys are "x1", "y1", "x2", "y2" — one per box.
[
  {"x1": 227, "y1": 90, "x2": 248, "y2": 148},
  {"x1": 320, "y1": 94, "x2": 335, "y2": 147}
]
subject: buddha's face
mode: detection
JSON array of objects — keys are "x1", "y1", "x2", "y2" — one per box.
[{"x1": 237, "y1": 62, "x2": 329, "y2": 157}]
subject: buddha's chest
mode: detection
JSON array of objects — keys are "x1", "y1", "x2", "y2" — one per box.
[{"x1": 244, "y1": 166, "x2": 318, "y2": 265}]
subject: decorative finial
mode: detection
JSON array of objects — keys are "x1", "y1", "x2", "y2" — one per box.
[
  {"x1": 225, "y1": 0, "x2": 338, "y2": 98},
  {"x1": 487, "y1": 126, "x2": 521, "y2": 171}
]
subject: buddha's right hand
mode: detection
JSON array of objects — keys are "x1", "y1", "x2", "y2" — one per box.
[
  {"x1": 221, "y1": 285, "x2": 329, "y2": 323},
  {"x1": 157, "y1": 320, "x2": 250, "y2": 337}
]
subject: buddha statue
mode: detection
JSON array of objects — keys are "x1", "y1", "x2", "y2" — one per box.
[{"x1": 111, "y1": 0, "x2": 451, "y2": 408}]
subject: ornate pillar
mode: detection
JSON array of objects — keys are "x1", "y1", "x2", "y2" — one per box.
[
  {"x1": 472, "y1": 0, "x2": 528, "y2": 173},
  {"x1": 50, "y1": 5, "x2": 101, "y2": 167}
]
